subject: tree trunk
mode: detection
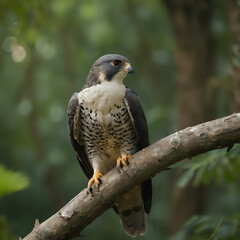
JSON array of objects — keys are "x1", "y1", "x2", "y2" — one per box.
[
  {"x1": 24, "y1": 53, "x2": 64, "y2": 210},
  {"x1": 163, "y1": 0, "x2": 214, "y2": 236},
  {"x1": 228, "y1": 0, "x2": 240, "y2": 112}
]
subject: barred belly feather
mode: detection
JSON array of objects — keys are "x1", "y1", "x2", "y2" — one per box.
[{"x1": 76, "y1": 80, "x2": 137, "y2": 174}]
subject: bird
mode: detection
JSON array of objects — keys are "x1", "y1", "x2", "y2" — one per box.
[{"x1": 67, "y1": 54, "x2": 152, "y2": 237}]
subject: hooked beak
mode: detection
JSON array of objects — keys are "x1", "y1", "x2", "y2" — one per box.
[
  {"x1": 122, "y1": 63, "x2": 134, "y2": 74},
  {"x1": 126, "y1": 65, "x2": 133, "y2": 74}
]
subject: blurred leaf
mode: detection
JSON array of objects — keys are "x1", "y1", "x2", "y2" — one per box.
[
  {"x1": 0, "y1": 165, "x2": 29, "y2": 198},
  {"x1": 232, "y1": 57, "x2": 240, "y2": 68},
  {"x1": 183, "y1": 215, "x2": 240, "y2": 240},
  {"x1": 177, "y1": 168, "x2": 194, "y2": 188},
  {"x1": 177, "y1": 146, "x2": 240, "y2": 187},
  {"x1": 0, "y1": 215, "x2": 16, "y2": 240}
]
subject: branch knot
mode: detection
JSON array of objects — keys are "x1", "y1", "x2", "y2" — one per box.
[{"x1": 169, "y1": 135, "x2": 181, "y2": 149}]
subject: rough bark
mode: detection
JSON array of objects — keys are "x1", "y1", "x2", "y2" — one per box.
[
  {"x1": 21, "y1": 113, "x2": 240, "y2": 240},
  {"x1": 163, "y1": 0, "x2": 214, "y2": 235}
]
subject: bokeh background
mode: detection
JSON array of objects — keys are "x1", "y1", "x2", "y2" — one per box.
[{"x1": 1, "y1": 0, "x2": 240, "y2": 239}]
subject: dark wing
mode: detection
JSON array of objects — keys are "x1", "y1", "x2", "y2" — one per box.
[
  {"x1": 124, "y1": 87, "x2": 152, "y2": 214},
  {"x1": 67, "y1": 93, "x2": 93, "y2": 179}
]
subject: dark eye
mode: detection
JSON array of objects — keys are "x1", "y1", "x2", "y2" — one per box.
[{"x1": 112, "y1": 60, "x2": 121, "y2": 67}]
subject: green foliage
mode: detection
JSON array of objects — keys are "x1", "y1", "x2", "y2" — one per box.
[
  {"x1": 177, "y1": 146, "x2": 240, "y2": 188},
  {"x1": 184, "y1": 215, "x2": 240, "y2": 240},
  {"x1": 0, "y1": 165, "x2": 29, "y2": 198},
  {"x1": 174, "y1": 146, "x2": 240, "y2": 239},
  {"x1": 0, "y1": 166, "x2": 29, "y2": 240}
]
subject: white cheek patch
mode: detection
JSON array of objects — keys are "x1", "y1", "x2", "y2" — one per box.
[
  {"x1": 113, "y1": 71, "x2": 128, "y2": 82},
  {"x1": 98, "y1": 72, "x2": 106, "y2": 82}
]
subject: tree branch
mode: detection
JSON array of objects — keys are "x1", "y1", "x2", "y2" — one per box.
[{"x1": 22, "y1": 113, "x2": 240, "y2": 240}]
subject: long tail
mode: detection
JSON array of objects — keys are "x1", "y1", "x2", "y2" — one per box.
[{"x1": 117, "y1": 185, "x2": 147, "y2": 237}]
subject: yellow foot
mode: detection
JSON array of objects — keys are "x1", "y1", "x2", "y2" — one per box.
[
  {"x1": 88, "y1": 170, "x2": 103, "y2": 190},
  {"x1": 117, "y1": 154, "x2": 131, "y2": 169}
]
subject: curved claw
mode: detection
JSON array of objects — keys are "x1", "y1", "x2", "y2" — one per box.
[
  {"x1": 117, "y1": 154, "x2": 131, "y2": 169},
  {"x1": 88, "y1": 170, "x2": 103, "y2": 191}
]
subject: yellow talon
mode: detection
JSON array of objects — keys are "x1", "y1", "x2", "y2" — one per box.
[
  {"x1": 117, "y1": 154, "x2": 131, "y2": 168},
  {"x1": 88, "y1": 170, "x2": 103, "y2": 189}
]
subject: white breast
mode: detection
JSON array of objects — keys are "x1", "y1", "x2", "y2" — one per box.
[{"x1": 77, "y1": 80, "x2": 126, "y2": 114}]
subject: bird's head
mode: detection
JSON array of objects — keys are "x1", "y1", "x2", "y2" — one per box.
[{"x1": 85, "y1": 54, "x2": 133, "y2": 87}]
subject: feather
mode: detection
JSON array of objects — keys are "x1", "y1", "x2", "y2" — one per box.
[
  {"x1": 67, "y1": 93, "x2": 93, "y2": 179},
  {"x1": 124, "y1": 87, "x2": 152, "y2": 214}
]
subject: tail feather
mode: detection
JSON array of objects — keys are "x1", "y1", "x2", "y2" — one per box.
[
  {"x1": 117, "y1": 185, "x2": 147, "y2": 237},
  {"x1": 119, "y1": 206, "x2": 147, "y2": 237}
]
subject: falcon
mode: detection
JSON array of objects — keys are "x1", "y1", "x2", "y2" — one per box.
[{"x1": 67, "y1": 54, "x2": 152, "y2": 237}]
